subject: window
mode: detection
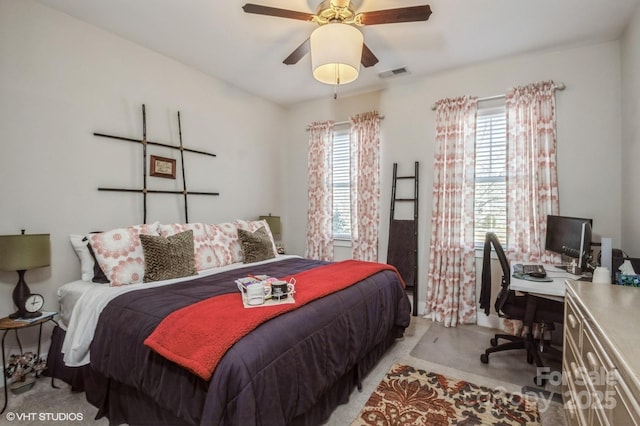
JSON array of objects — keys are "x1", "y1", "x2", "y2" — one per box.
[
  {"x1": 332, "y1": 126, "x2": 351, "y2": 239},
  {"x1": 474, "y1": 106, "x2": 507, "y2": 245}
]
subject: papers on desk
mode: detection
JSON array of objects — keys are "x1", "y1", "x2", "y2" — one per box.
[
  {"x1": 512, "y1": 264, "x2": 554, "y2": 282},
  {"x1": 544, "y1": 265, "x2": 585, "y2": 280},
  {"x1": 512, "y1": 272, "x2": 553, "y2": 282},
  {"x1": 511, "y1": 265, "x2": 569, "y2": 298}
]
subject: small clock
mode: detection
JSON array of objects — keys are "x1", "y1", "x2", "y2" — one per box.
[{"x1": 24, "y1": 294, "x2": 45, "y2": 314}]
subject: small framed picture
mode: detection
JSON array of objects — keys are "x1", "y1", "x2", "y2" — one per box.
[{"x1": 150, "y1": 155, "x2": 176, "y2": 179}]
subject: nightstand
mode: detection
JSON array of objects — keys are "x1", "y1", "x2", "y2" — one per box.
[{"x1": 0, "y1": 313, "x2": 56, "y2": 415}]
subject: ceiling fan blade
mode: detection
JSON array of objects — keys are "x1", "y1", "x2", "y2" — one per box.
[
  {"x1": 242, "y1": 4, "x2": 314, "y2": 22},
  {"x1": 361, "y1": 43, "x2": 379, "y2": 68},
  {"x1": 283, "y1": 38, "x2": 310, "y2": 65},
  {"x1": 359, "y1": 5, "x2": 432, "y2": 26}
]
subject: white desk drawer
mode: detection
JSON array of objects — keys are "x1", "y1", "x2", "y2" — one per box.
[
  {"x1": 592, "y1": 405, "x2": 611, "y2": 426},
  {"x1": 563, "y1": 361, "x2": 586, "y2": 426},
  {"x1": 564, "y1": 339, "x2": 591, "y2": 426},
  {"x1": 582, "y1": 321, "x2": 614, "y2": 395},
  {"x1": 609, "y1": 370, "x2": 640, "y2": 426},
  {"x1": 565, "y1": 296, "x2": 582, "y2": 351}
]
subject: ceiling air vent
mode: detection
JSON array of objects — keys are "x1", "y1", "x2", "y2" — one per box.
[{"x1": 378, "y1": 67, "x2": 410, "y2": 79}]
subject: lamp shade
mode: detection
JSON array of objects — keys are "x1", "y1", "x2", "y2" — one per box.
[
  {"x1": 0, "y1": 234, "x2": 51, "y2": 271},
  {"x1": 310, "y1": 22, "x2": 363, "y2": 85},
  {"x1": 259, "y1": 215, "x2": 281, "y2": 238}
]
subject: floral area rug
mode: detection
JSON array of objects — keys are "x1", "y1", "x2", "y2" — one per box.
[{"x1": 352, "y1": 363, "x2": 541, "y2": 426}]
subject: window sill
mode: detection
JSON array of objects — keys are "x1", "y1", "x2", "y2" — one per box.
[
  {"x1": 334, "y1": 239, "x2": 352, "y2": 248},
  {"x1": 475, "y1": 247, "x2": 503, "y2": 260}
]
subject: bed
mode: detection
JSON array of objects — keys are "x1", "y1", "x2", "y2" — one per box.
[{"x1": 49, "y1": 221, "x2": 411, "y2": 425}]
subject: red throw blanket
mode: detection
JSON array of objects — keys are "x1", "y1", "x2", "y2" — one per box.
[{"x1": 144, "y1": 260, "x2": 404, "y2": 380}]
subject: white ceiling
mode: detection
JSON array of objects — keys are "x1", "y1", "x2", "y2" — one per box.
[{"x1": 35, "y1": 0, "x2": 640, "y2": 107}]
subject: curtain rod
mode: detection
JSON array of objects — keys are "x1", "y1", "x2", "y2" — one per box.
[
  {"x1": 306, "y1": 114, "x2": 385, "y2": 131},
  {"x1": 430, "y1": 82, "x2": 566, "y2": 111}
]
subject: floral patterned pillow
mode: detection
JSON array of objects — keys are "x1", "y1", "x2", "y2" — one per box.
[
  {"x1": 204, "y1": 222, "x2": 242, "y2": 267},
  {"x1": 159, "y1": 223, "x2": 218, "y2": 271},
  {"x1": 88, "y1": 222, "x2": 160, "y2": 286}
]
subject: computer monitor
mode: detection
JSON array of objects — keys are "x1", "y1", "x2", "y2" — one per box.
[{"x1": 545, "y1": 215, "x2": 594, "y2": 270}]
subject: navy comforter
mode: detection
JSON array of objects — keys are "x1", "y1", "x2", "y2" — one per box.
[{"x1": 89, "y1": 257, "x2": 411, "y2": 425}]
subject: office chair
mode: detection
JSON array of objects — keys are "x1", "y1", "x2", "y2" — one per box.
[{"x1": 479, "y1": 232, "x2": 563, "y2": 373}]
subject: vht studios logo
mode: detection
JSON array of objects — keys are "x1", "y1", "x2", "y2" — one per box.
[
  {"x1": 537, "y1": 367, "x2": 618, "y2": 410},
  {"x1": 5, "y1": 412, "x2": 84, "y2": 422}
]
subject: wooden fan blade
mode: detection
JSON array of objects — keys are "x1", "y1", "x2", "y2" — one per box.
[
  {"x1": 283, "y1": 39, "x2": 310, "y2": 65},
  {"x1": 242, "y1": 4, "x2": 314, "y2": 21},
  {"x1": 361, "y1": 43, "x2": 379, "y2": 68},
  {"x1": 359, "y1": 5, "x2": 432, "y2": 26}
]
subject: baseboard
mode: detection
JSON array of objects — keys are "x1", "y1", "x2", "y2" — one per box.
[
  {"x1": 476, "y1": 314, "x2": 503, "y2": 330},
  {"x1": 418, "y1": 305, "x2": 503, "y2": 329}
]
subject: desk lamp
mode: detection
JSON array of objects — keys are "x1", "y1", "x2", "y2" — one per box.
[{"x1": 0, "y1": 231, "x2": 50, "y2": 319}]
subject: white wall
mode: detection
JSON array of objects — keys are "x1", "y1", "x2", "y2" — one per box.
[
  {"x1": 284, "y1": 41, "x2": 624, "y2": 315},
  {"x1": 0, "y1": 0, "x2": 286, "y2": 353},
  {"x1": 621, "y1": 3, "x2": 640, "y2": 255}
]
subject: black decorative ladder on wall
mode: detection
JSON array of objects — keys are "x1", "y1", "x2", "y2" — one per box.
[
  {"x1": 387, "y1": 162, "x2": 419, "y2": 316},
  {"x1": 94, "y1": 104, "x2": 219, "y2": 223}
]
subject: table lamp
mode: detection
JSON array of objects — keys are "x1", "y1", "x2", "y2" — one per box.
[
  {"x1": 259, "y1": 214, "x2": 281, "y2": 242},
  {"x1": 0, "y1": 231, "x2": 50, "y2": 319},
  {"x1": 259, "y1": 214, "x2": 284, "y2": 254}
]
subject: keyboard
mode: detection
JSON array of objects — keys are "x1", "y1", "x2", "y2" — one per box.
[{"x1": 522, "y1": 264, "x2": 546, "y2": 278}]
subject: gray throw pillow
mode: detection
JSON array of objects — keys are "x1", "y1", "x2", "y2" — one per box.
[
  {"x1": 238, "y1": 226, "x2": 276, "y2": 264},
  {"x1": 140, "y1": 230, "x2": 197, "y2": 282}
]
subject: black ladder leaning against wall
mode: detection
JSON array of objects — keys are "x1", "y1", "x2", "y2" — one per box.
[{"x1": 387, "y1": 162, "x2": 419, "y2": 316}]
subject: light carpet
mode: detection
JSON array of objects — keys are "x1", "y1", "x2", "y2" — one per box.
[
  {"x1": 352, "y1": 363, "x2": 542, "y2": 426},
  {"x1": 410, "y1": 321, "x2": 562, "y2": 389}
]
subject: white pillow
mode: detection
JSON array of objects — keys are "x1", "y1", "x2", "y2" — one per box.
[{"x1": 69, "y1": 234, "x2": 94, "y2": 281}]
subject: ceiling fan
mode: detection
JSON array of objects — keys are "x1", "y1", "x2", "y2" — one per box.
[{"x1": 242, "y1": 1, "x2": 432, "y2": 69}]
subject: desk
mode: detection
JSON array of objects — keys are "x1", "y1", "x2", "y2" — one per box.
[
  {"x1": 509, "y1": 265, "x2": 570, "y2": 379},
  {"x1": 510, "y1": 264, "x2": 582, "y2": 298},
  {"x1": 481, "y1": 263, "x2": 567, "y2": 377}
]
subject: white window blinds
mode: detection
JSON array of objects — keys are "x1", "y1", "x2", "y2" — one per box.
[
  {"x1": 332, "y1": 128, "x2": 351, "y2": 239},
  {"x1": 474, "y1": 106, "x2": 507, "y2": 245}
]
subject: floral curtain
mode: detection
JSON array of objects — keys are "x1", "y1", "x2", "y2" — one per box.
[
  {"x1": 425, "y1": 97, "x2": 479, "y2": 327},
  {"x1": 305, "y1": 121, "x2": 334, "y2": 261},
  {"x1": 505, "y1": 81, "x2": 560, "y2": 264},
  {"x1": 350, "y1": 111, "x2": 381, "y2": 261}
]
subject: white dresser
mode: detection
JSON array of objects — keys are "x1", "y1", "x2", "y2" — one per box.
[{"x1": 563, "y1": 280, "x2": 640, "y2": 425}]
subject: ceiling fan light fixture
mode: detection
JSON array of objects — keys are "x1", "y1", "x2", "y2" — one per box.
[{"x1": 310, "y1": 22, "x2": 363, "y2": 85}]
